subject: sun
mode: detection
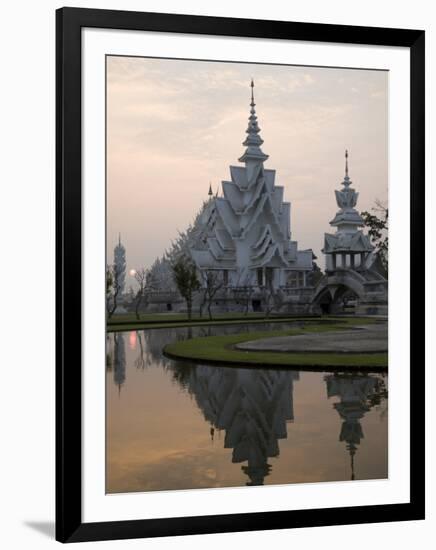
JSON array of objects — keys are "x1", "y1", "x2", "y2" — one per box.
[{"x1": 129, "y1": 269, "x2": 136, "y2": 276}]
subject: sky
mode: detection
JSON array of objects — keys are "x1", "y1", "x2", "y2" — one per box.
[{"x1": 106, "y1": 55, "x2": 388, "y2": 289}]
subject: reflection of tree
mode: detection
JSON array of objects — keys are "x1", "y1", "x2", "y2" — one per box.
[
  {"x1": 108, "y1": 322, "x2": 302, "y2": 392},
  {"x1": 141, "y1": 328, "x2": 181, "y2": 369},
  {"x1": 139, "y1": 324, "x2": 273, "y2": 371},
  {"x1": 325, "y1": 373, "x2": 388, "y2": 480},
  {"x1": 106, "y1": 335, "x2": 113, "y2": 372},
  {"x1": 169, "y1": 363, "x2": 299, "y2": 486},
  {"x1": 134, "y1": 331, "x2": 147, "y2": 370},
  {"x1": 113, "y1": 333, "x2": 126, "y2": 394}
]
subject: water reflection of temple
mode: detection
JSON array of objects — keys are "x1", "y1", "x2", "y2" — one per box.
[
  {"x1": 325, "y1": 373, "x2": 388, "y2": 480},
  {"x1": 170, "y1": 364, "x2": 300, "y2": 485}
]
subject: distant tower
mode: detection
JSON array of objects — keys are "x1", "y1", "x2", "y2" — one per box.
[
  {"x1": 322, "y1": 151, "x2": 373, "y2": 271},
  {"x1": 208, "y1": 182, "x2": 213, "y2": 197},
  {"x1": 113, "y1": 233, "x2": 126, "y2": 294}
]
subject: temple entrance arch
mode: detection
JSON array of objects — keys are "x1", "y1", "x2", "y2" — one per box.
[
  {"x1": 318, "y1": 290, "x2": 332, "y2": 314},
  {"x1": 331, "y1": 285, "x2": 358, "y2": 314},
  {"x1": 313, "y1": 280, "x2": 361, "y2": 314}
]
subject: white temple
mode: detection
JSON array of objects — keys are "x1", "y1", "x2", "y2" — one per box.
[
  {"x1": 189, "y1": 81, "x2": 313, "y2": 290},
  {"x1": 322, "y1": 151, "x2": 373, "y2": 271}
]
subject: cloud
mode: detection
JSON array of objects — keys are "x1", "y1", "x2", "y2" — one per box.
[{"x1": 106, "y1": 56, "x2": 388, "y2": 273}]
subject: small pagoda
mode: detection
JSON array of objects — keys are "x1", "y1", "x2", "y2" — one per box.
[
  {"x1": 322, "y1": 151, "x2": 373, "y2": 271},
  {"x1": 189, "y1": 80, "x2": 313, "y2": 290},
  {"x1": 313, "y1": 152, "x2": 388, "y2": 314}
]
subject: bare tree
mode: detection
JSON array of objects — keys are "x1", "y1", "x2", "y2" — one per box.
[
  {"x1": 134, "y1": 267, "x2": 151, "y2": 320},
  {"x1": 232, "y1": 272, "x2": 255, "y2": 315},
  {"x1": 263, "y1": 282, "x2": 285, "y2": 318},
  {"x1": 106, "y1": 263, "x2": 121, "y2": 319},
  {"x1": 199, "y1": 270, "x2": 224, "y2": 320},
  {"x1": 106, "y1": 264, "x2": 113, "y2": 311}
]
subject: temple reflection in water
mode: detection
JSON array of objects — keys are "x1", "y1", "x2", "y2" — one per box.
[
  {"x1": 172, "y1": 364, "x2": 299, "y2": 485},
  {"x1": 106, "y1": 328, "x2": 388, "y2": 491},
  {"x1": 325, "y1": 373, "x2": 388, "y2": 480}
]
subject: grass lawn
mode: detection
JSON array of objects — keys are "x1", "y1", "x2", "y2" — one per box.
[
  {"x1": 107, "y1": 315, "x2": 376, "y2": 332},
  {"x1": 163, "y1": 319, "x2": 387, "y2": 370},
  {"x1": 107, "y1": 311, "x2": 274, "y2": 331},
  {"x1": 107, "y1": 311, "x2": 271, "y2": 325}
]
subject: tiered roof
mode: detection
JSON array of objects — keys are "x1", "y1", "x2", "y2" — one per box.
[{"x1": 189, "y1": 81, "x2": 312, "y2": 274}]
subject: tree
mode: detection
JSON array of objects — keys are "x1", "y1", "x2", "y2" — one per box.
[
  {"x1": 106, "y1": 264, "x2": 113, "y2": 305},
  {"x1": 172, "y1": 256, "x2": 200, "y2": 319},
  {"x1": 232, "y1": 272, "x2": 256, "y2": 315},
  {"x1": 361, "y1": 200, "x2": 388, "y2": 273},
  {"x1": 134, "y1": 267, "x2": 151, "y2": 320},
  {"x1": 200, "y1": 270, "x2": 224, "y2": 320},
  {"x1": 106, "y1": 263, "x2": 122, "y2": 319},
  {"x1": 307, "y1": 260, "x2": 324, "y2": 286},
  {"x1": 263, "y1": 282, "x2": 285, "y2": 318}
]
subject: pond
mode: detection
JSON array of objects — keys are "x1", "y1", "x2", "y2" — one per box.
[{"x1": 106, "y1": 322, "x2": 388, "y2": 493}]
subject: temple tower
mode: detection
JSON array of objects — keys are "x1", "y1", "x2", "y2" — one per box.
[
  {"x1": 313, "y1": 151, "x2": 388, "y2": 315},
  {"x1": 322, "y1": 151, "x2": 373, "y2": 271}
]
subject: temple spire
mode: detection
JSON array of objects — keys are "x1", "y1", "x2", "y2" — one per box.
[
  {"x1": 118, "y1": 232, "x2": 121, "y2": 246},
  {"x1": 208, "y1": 182, "x2": 213, "y2": 197},
  {"x1": 342, "y1": 149, "x2": 352, "y2": 188},
  {"x1": 238, "y1": 80, "x2": 269, "y2": 164}
]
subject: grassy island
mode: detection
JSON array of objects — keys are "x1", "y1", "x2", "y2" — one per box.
[{"x1": 163, "y1": 318, "x2": 387, "y2": 370}]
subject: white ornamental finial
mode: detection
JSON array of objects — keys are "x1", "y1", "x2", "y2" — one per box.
[
  {"x1": 342, "y1": 149, "x2": 352, "y2": 188},
  {"x1": 238, "y1": 80, "x2": 269, "y2": 164}
]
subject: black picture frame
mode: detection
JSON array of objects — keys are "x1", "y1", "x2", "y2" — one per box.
[{"x1": 56, "y1": 6, "x2": 425, "y2": 543}]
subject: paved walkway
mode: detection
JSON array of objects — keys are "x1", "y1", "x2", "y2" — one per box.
[{"x1": 235, "y1": 323, "x2": 388, "y2": 354}]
